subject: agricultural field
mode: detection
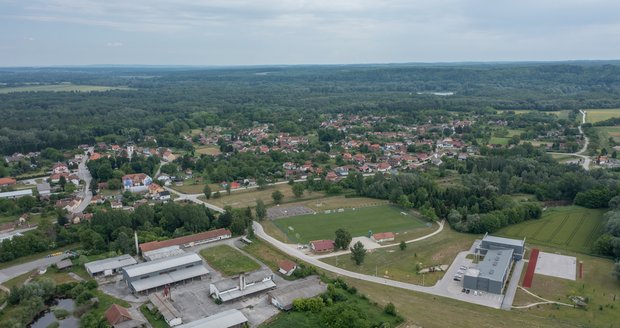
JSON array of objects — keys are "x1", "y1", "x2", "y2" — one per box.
[
  {"x1": 585, "y1": 108, "x2": 620, "y2": 123},
  {"x1": 496, "y1": 206, "x2": 606, "y2": 254},
  {"x1": 199, "y1": 245, "x2": 260, "y2": 276},
  {"x1": 270, "y1": 205, "x2": 429, "y2": 244},
  {"x1": 205, "y1": 183, "x2": 322, "y2": 209},
  {"x1": 321, "y1": 227, "x2": 475, "y2": 286},
  {"x1": 0, "y1": 84, "x2": 132, "y2": 93},
  {"x1": 594, "y1": 125, "x2": 620, "y2": 151}
]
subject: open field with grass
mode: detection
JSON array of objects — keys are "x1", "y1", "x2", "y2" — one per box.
[
  {"x1": 194, "y1": 145, "x2": 221, "y2": 156},
  {"x1": 171, "y1": 179, "x2": 221, "y2": 194},
  {"x1": 242, "y1": 238, "x2": 299, "y2": 279},
  {"x1": 283, "y1": 195, "x2": 389, "y2": 212},
  {"x1": 0, "y1": 84, "x2": 132, "y2": 93},
  {"x1": 585, "y1": 108, "x2": 620, "y2": 123},
  {"x1": 322, "y1": 227, "x2": 475, "y2": 286},
  {"x1": 550, "y1": 153, "x2": 580, "y2": 163},
  {"x1": 200, "y1": 245, "x2": 260, "y2": 276},
  {"x1": 594, "y1": 125, "x2": 620, "y2": 151},
  {"x1": 206, "y1": 183, "x2": 323, "y2": 209},
  {"x1": 497, "y1": 206, "x2": 605, "y2": 254},
  {"x1": 511, "y1": 244, "x2": 620, "y2": 327},
  {"x1": 496, "y1": 110, "x2": 571, "y2": 120},
  {"x1": 490, "y1": 137, "x2": 510, "y2": 145},
  {"x1": 271, "y1": 205, "x2": 429, "y2": 244}
]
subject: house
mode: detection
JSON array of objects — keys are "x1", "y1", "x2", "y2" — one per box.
[
  {"x1": 52, "y1": 162, "x2": 69, "y2": 174},
  {"x1": 0, "y1": 177, "x2": 16, "y2": 187},
  {"x1": 310, "y1": 240, "x2": 335, "y2": 253},
  {"x1": 111, "y1": 201, "x2": 123, "y2": 209},
  {"x1": 326, "y1": 171, "x2": 338, "y2": 182},
  {"x1": 89, "y1": 152, "x2": 103, "y2": 161},
  {"x1": 277, "y1": 260, "x2": 297, "y2": 276},
  {"x1": 105, "y1": 304, "x2": 146, "y2": 328},
  {"x1": 376, "y1": 162, "x2": 391, "y2": 173},
  {"x1": 158, "y1": 191, "x2": 171, "y2": 201},
  {"x1": 162, "y1": 150, "x2": 177, "y2": 162},
  {"x1": 148, "y1": 183, "x2": 164, "y2": 195},
  {"x1": 122, "y1": 173, "x2": 152, "y2": 193},
  {"x1": 371, "y1": 232, "x2": 395, "y2": 243},
  {"x1": 268, "y1": 276, "x2": 328, "y2": 311}
]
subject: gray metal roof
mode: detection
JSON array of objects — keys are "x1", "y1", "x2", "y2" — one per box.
[
  {"x1": 176, "y1": 309, "x2": 248, "y2": 328},
  {"x1": 123, "y1": 252, "x2": 202, "y2": 278},
  {"x1": 482, "y1": 235, "x2": 524, "y2": 248},
  {"x1": 85, "y1": 254, "x2": 137, "y2": 274},
  {"x1": 130, "y1": 264, "x2": 209, "y2": 292},
  {"x1": 217, "y1": 280, "x2": 276, "y2": 302},
  {"x1": 245, "y1": 268, "x2": 272, "y2": 283},
  {"x1": 56, "y1": 259, "x2": 73, "y2": 269},
  {"x1": 475, "y1": 248, "x2": 513, "y2": 282},
  {"x1": 0, "y1": 189, "x2": 33, "y2": 198},
  {"x1": 267, "y1": 276, "x2": 327, "y2": 308},
  {"x1": 142, "y1": 245, "x2": 185, "y2": 261},
  {"x1": 148, "y1": 293, "x2": 182, "y2": 323}
]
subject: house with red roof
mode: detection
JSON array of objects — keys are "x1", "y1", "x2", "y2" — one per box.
[
  {"x1": 0, "y1": 177, "x2": 16, "y2": 187},
  {"x1": 310, "y1": 240, "x2": 335, "y2": 253},
  {"x1": 277, "y1": 260, "x2": 297, "y2": 276},
  {"x1": 122, "y1": 173, "x2": 152, "y2": 193},
  {"x1": 371, "y1": 232, "x2": 395, "y2": 243},
  {"x1": 52, "y1": 162, "x2": 69, "y2": 174}
]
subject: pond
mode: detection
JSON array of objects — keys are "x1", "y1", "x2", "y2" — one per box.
[{"x1": 29, "y1": 298, "x2": 79, "y2": 328}]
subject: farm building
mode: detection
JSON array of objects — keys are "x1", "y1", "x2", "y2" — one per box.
[
  {"x1": 142, "y1": 245, "x2": 186, "y2": 261},
  {"x1": 0, "y1": 189, "x2": 32, "y2": 199},
  {"x1": 139, "y1": 229, "x2": 232, "y2": 253},
  {"x1": 371, "y1": 232, "x2": 395, "y2": 243},
  {"x1": 55, "y1": 259, "x2": 73, "y2": 271},
  {"x1": 209, "y1": 269, "x2": 275, "y2": 302},
  {"x1": 105, "y1": 304, "x2": 146, "y2": 328},
  {"x1": 268, "y1": 276, "x2": 328, "y2": 310},
  {"x1": 463, "y1": 248, "x2": 514, "y2": 294},
  {"x1": 277, "y1": 260, "x2": 297, "y2": 276},
  {"x1": 176, "y1": 309, "x2": 248, "y2": 328},
  {"x1": 309, "y1": 239, "x2": 335, "y2": 253},
  {"x1": 478, "y1": 233, "x2": 525, "y2": 260},
  {"x1": 123, "y1": 252, "x2": 209, "y2": 294},
  {"x1": 84, "y1": 254, "x2": 137, "y2": 277},
  {"x1": 148, "y1": 292, "x2": 183, "y2": 326}
]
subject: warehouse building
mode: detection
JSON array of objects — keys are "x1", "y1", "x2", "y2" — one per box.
[
  {"x1": 176, "y1": 309, "x2": 248, "y2": 328},
  {"x1": 142, "y1": 245, "x2": 186, "y2": 261},
  {"x1": 84, "y1": 254, "x2": 138, "y2": 277},
  {"x1": 209, "y1": 269, "x2": 275, "y2": 302},
  {"x1": 139, "y1": 229, "x2": 232, "y2": 253},
  {"x1": 463, "y1": 248, "x2": 514, "y2": 294},
  {"x1": 122, "y1": 253, "x2": 209, "y2": 294},
  {"x1": 268, "y1": 276, "x2": 327, "y2": 310},
  {"x1": 477, "y1": 233, "x2": 525, "y2": 260}
]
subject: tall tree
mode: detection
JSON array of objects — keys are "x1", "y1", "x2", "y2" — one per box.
[
  {"x1": 350, "y1": 241, "x2": 366, "y2": 265},
  {"x1": 334, "y1": 228, "x2": 352, "y2": 250},
  {"x1": 272, "y1": 190, "x2": 284, "y2": 204},
  {"x1": 292, "y1": 183, "x2": 305, "y2": 198},
  {"x1": 255, "y1": 199, "x2": 267, "y2": 221},
  {"x1": 203, "y1": 184, "x2": 212, "y2": 199}
]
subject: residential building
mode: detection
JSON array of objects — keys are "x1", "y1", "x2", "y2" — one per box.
[
  {"x1": 371, "y1": 232, "x2": 395, "y2": 243},
  {"x1": 52, "y1": 162, "x2": 69, "y2": 174},
  {"x1": 139, "y1": 229, "x2": 232, "y2": 253},
  {"x1": 0, "y1": 177, "x2": 16, "y2": 187},
  {"x1": 122, "y1": 253, "x2": 209, "y2": 294},
  {"x1": 309, "y1": 240, "x2": 335, "y2": 253},
  {"x1": 122, "y1": 173, "x2": 153, "y2": 193},
  {"x1": 105, "y1": 304, "x2": 146, "y2": 328},
  {"x1": 85, "y1": 254, "x2": 138, "y2": 277},
  {"x1": 277, "y1": 260, "x2": 297, "y2": 276}
]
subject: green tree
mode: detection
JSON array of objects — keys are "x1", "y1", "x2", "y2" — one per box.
[
  {"x1": 272, "y1": 190, "x2": 284, "y2": 204},
  {"x1": 384, "y1": 302, "x2": 397, "y2": 316},
  {"x1": 399, "y1": 241, "x2": 407, "y2": 251},
  {"x1": 350, "y1": 241, "x2": 366, "y2": 265},
  {"x1": 59, "y1": 175, "x2": 67, "y2": 191},
  {"x1": 292, "y1": 183, "x2": 305, "y2": 198},
  {"x1": 257, "y1": 177, "x2": 268, "y2": 190},
  {"x1": 203, "y1": 184, "x2": 212, "y2": 199},
  {"x1": 225, "y1": 182, "x2": 232, "y2": 195},
  {"x1": 613, "y1": 261, "x2": 620, "y2": 282},
  {"x1": 255, "y1": 199, "x2": 267, "y2": 221},
  {"x1": 334, "y1": 228, "x2": 352, "y2": 250}
]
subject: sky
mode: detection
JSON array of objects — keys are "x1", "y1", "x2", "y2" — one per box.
[{"x1": 1, "y1": 0, "x2": 620, "y2": 66}]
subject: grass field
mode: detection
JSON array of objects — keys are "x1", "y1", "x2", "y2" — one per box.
[
  {"x1": 271, "y1": 205, "x2": 429, "y2": 244},
  {"x1": 322, "y1": 226, "x2": 474, "y2": 286},
  {"x1": 0, "y1": 84, "x2": 132, "y2": 93},
  {"x1": 283, "y1": 195, "x2": 389, "y2": 212},
  {"x1": 489, "y1": 137, "x2": 510, "y2": 145},
  {"x1": 585, "y1": 108, "x2": 620, "y2": 123},
  {"x1": 594, "y1": 125, "x2": 620, "y2": 151},
  {"x1": 200, "y1": 245, "x2": 260, "y2": 276},
  {"x1": 205, "y1": 183, "x2": 323, "y2": 209},
  {"x1": 496, "y1": 206, "x2": 605, "y2": 254},
  {"x1": 242, "y1": 238, "x2": 299, "y2": 279},
  {"x1": 194, "y1": 145, "x2": 221, "y2": 156}
]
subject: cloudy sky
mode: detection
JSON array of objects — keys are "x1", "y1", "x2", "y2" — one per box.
[{"x1": 1, "y1": 0, "x2": 619, "y2": 66}]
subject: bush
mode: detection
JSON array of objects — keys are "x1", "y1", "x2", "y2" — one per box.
[
  {"x1": 384, "y1": 302, "x2": 397, "y2": 316},
  {"x1": 53, "y1": 308, "x2": 70, "y2": 319},
  {"x1": 292, "y1": 297, "x2": 325, "y2": 313}
]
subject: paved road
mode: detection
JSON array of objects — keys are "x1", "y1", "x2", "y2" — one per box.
[
  {"x1": 0, "y1": 253, "x2": 70, "y2": 284},
  {"x1": 72, "y1": 147, "x2": 94, "y2": 213},
  {"x1": 501, "y1": 260, "x2": 525, "y2": 310},
  {"x1": 550, "y1": 110, "x2": 590, "y2": 170}
]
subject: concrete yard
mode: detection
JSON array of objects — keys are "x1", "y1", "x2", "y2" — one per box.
[{"x1": 534, "y1": 251, "x2": 577, "y2": 280}]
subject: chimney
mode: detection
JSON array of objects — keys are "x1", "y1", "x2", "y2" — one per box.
[{"x1": 134, "y1": 231, "x2": 139, "y2": 255}]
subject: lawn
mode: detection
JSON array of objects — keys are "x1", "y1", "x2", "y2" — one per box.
[
  {"x1": 171, "y1": 179, "x2": 221, "y2": 194},
  {"x1": 511, "y1": 244, "x2": 620, "y2": 327},
  {"x1": 0, "y1": 84, "x2": 132, "y2": 93},
  {"x1": 283, "y1": 195, "x2": 388, "y2": 212},
  {"x1": 194, "y1": 145, "x2": 221, "y2": 156},
  {"x1": 585, "y1": 108, "x2": 620, "y2": 123},
  {"x1": 199, "y1": 245, "x2": 260, "y2": 276},
  {"x1": 489, "y1": 137, "x2": 510, "y2": 145},
  {"x1": 594, "y1": 125, "x2": 620, "y2": 151},
  {"x1": 270, "y1": 205, "x2": 429, "y2": 244},
  {"x1": 321, "y1": 226, "x2": 475, "y2": 286},
  {"x1": 205, "y1": 183, "x2": 323, "y2": 209},
  {"x1": 496, "y1": 206, "x2": 605, "y2": 254},
  {"x1": 242, "y1": 238, "x2": 299, "y2": 279}
]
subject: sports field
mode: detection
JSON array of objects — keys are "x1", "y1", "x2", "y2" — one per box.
[
  {"x1": 199, "y1": 245, "x2": 260, "y2": 276},
  {"x1": 0, "y1": 84, "x2": 131, "y2": 93},
  {"x1": 271, "y1": 205, "x2": 428, "y2": 243},
  {"x1": 496, "y1": 206, "x2": 605, "y2": 253},
  {"x1": 585, "y1": 108, "x2": 620, "y2": 123}
]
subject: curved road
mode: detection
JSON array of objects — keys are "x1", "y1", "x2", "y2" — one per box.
[{"x1": 549, "y1": 110, "x2": 590, "y2": 170}]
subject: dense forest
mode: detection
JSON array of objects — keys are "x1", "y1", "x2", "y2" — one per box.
[{"x1": 1, "y1": 62, "x2": 620, "y2": 154}]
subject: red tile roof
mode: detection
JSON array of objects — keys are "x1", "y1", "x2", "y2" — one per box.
[
  {"x1": 139, "y1": 228, "x2": 232, "y2": 252},
  {"x1": 105, "y1": 304, "x2": 132, "y2": 325},
  {"x1": 372, "y1": 232, "x2": 395, "y2": 241},
  {"x1": 0, "y1": 177, "x2": 16, "y2": 186},
  {"x1": 277, "y1": 260, "x2": 297, "y2": 273},
  {"x1": 310, "y1": 240, "x2": 335, "y2": 252}
]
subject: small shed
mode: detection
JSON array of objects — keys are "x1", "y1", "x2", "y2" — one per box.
[{"x1": 56, "y1": 259, "x2": 73, "y2": 271}]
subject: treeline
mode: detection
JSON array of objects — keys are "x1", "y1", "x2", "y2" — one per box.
[
  {"x1": 3, "y1": 62, "x2": 620, "y2": 154},
  {"x1": 593, "y1": 198, "x2": 620, "y2": 259}
]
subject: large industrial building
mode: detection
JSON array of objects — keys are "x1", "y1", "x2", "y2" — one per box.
[
  {"x1": 463, "y1": 248, "x2": 514, "y2": 294},
  {"x1": 84, "y1": 254, "x2": 138, "y2": 277},
  {"x1": 122, "y1": 252, "x2": 209, "y2": 294},
  {"x1": 176, "y1": 309, "x2": 248, "y2": 328},
  {"x1": 268, "y1": 276, "x2": 327, "y2": 311},
  {"x1": 139, "y1": 229, "x2": 232, "y2": 254},
  {"x1": 142, "y1": 245, "x2": 186, "y2": 261},
  {"x1": 209, "y1": 269, "x2": 275, "y2": 302},
  {"x1": 477, "y1": 233, "x2": 525, "y2": 260}
]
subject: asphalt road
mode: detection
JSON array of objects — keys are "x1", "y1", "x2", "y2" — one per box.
[
  {"x1": 0, "y1": 253, "x2": 70, "y2": 284},
  {"x1": 72, "y1": 147, "x2": 94, "y2": 213}
]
